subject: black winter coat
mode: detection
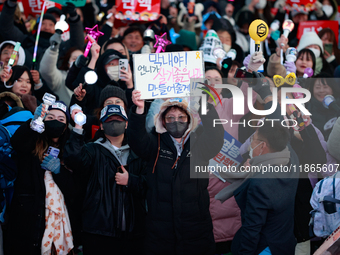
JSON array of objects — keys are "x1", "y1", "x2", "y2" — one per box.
[
  {"x1": 127, "y1": 104, "x2": 224, "y2": 255},
  {"x1": 63, "y1": 131, "x2": 147, "y2": 239},
  {"x1": 6, "y1": 121, "x2": 78, "y2": 254},
  {"x1": 307, "y1": 96, "x2": 340, "y2": 141}
]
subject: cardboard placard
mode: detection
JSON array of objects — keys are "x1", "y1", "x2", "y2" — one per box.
[
  {"x1": 133, "y1": 51, "x2": 204, "y2": 99},
  {"x1": 314, "y1": 225, "x2": 340, "y2": 255}
]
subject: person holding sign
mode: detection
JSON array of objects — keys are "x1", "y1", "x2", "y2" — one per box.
[{"x1": 128, "y1": 91, "x2": 224, "y2": 255}]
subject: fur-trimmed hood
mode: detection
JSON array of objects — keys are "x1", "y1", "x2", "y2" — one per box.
[
  {"x1": 154, "y1": 98, "x2": 198, "y2": 137},
  {"x1": 0, "y1": 91, "x2": 23, "y2": 108}
]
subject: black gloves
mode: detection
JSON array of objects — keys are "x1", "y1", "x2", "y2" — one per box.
[{"x1": 249, "y1": 71, "x2": 272, "y2": 101}]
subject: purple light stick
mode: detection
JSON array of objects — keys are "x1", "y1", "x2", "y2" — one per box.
[
  {"x1": 154, "y1": 33, "x2": 171, "y2": 53},
  {"x1": 303, "y1": 67, "x2": 313, "y2": 78},
  {"x1": 83, "y1": 25, "x2": 104, "y2": 57}
]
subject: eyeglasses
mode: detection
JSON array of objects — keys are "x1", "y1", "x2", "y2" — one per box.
[{"x1": 165, "y1": 115, "x2": 188, "y2": 123}]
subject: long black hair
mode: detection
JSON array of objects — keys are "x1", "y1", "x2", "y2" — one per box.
[{"x1": 6, "y1": 65, "x2": 35, "y2": 94}]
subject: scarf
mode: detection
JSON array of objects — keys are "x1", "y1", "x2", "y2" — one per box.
[
  {"x1": 41, "y1": 171, "x2": 73, "y2": 255},
  {"x1": 215, "y1": 147, "x2": 290, "y2": 203}
]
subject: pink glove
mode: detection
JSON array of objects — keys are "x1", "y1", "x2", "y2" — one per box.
[
  {"x1": 284, "y1": 61, "x2": 296, "y2": 74},
  {"x1": 243, "y1": 54, "x2": 251, "y2": 70}
]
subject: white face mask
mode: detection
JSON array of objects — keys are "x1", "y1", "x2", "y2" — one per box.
[
  {"x1": 222, "y1": 44, "x2": 231, "y2": 53},
  {"x1": 69, "y1": 61, "x2": 74, "y2": 68},
  {"x1": 255, "y1": 0, "x2": 267, "y2": 9},
  {"x1": 249, "y1": 141, "x2": 263, "y2": 159},
  {"x1": 107, "y1": 65, "x2": 119, "y2": 81},
  {"x1": 309, "y1": 48, "x2": 321, "y2": 59},
  {"x1": 322, "y1": 5, "x2": 333, "y2": 18}
]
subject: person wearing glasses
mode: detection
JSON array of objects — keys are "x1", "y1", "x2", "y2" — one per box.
[{"x1": 128, "y1": 90, "x2": 224, "y2": 255}]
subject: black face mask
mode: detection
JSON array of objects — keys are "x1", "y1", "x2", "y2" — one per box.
[
  {"x1": 102, "y1": 120, "x2": 126, "y2": 137},
  {"x1": 44, "y1": 120, "x2": 66, "y2": 138},
  {"x1": 165, "y1": 121, "x2": 189, "y2": 138},
  {"x1": 40, "y1": 31, "x2": 53, "y2": 39}
]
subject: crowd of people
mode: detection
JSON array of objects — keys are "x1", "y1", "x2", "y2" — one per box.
[{"x1": 0, "y1": 0, "x2": 340, "y2": 254}]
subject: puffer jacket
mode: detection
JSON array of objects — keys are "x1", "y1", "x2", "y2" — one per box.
[
  {"x1": 63, "y1": 131, "x2": 147, "y2": 239},
  {"x1": 208, "y1": 178, "x2": 241, "y2": 243},
  {"x1": 127, "y1": 101, "x2": 224, "y2": 255}
]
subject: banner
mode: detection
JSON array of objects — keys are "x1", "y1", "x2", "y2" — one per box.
[
  {"x1": 286, "y1": 0, "x2": 316, "y2": 11},
  {"x1": 114, "y1": 0, "x2": 160, "y2": 27},
  {"x1": 208, "y1": 131, "x2": 244, "y2": 181},
  {"x1": 133, "y1": 51, "x2": 204, "y2": 99},
  {"x1": 297, "y1": 21, "x2": 339, "y2": 43},
  {"x1": 21, "y1": 0, "x2": 61, "y2": 18}
]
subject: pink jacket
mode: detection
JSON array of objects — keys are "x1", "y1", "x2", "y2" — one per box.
[
  {"x1": 208, "y1": 177, "x2": 241, "y2": 242},
  {"x1": 208, "y1": 82, "x2": 257, "y2": 242}
]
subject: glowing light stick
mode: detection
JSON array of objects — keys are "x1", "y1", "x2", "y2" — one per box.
[
  {"x1": 7, "y1": 42, "x2": 21, "y2": 70},
  {"x1": 83, "y1": 25, "x2": 104, "y2": 57},
  {"x1": 51, "y1": 14, "x2": 69, "y2": 50},
  {"x1": 281, "y1": 19, "x2": 294, "y2": 65},
  {"x1": 154, "y1": 33, "x2": 171, "y2": 53},
  {"x1": 303, "y1": 67, "x2": 313, "y2": 78},
  {"x1": 32, "y1": 1, "x2": 47, "y2": 70},
  {"x1": 82, "y1": 70, "x2": 98, "y2": 89}
]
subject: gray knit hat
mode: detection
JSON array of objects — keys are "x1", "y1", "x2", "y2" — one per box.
[{"x1": 99, "y1": 85, "x2": 128, "y2": 108}]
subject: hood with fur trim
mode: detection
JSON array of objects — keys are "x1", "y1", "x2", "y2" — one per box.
[{"x1": 154, "y1": 98, "x2": 198, "y2": 137}]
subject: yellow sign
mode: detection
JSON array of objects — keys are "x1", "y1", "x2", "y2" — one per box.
[{"x1": 249, "y1": 19, "x2": 269, "y2": 44}]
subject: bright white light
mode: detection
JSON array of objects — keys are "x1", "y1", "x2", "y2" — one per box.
[
  {"x1": 75, "y1": 112, "x2": 86, "y2": 125},
  {"x1": 84, "y1": 71, "x2": 98, "y2": 85},
  {"x1": 55, "y1": 15, "x2": 69, "y2": 32}
]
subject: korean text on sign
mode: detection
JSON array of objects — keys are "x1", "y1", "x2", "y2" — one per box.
[{"x1": 133, "y1": 51, "x2": 204, "y2": 99}]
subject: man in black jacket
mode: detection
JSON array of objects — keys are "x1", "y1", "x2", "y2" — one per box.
[{"x1": 128, "y1": 91, "x2": 224, "y2": 255}]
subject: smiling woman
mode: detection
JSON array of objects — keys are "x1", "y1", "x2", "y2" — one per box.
[{"x1": 5, "y1": 65, "x2": 34, "y2": 97}]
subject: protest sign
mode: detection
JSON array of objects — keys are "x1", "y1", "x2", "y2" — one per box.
[
  {"x1": 133, "y1": 51, "x2": 204, "y2": 99},
  {"x1": 21, "y1": 0, "x2": 61, "y2": 18},
  {"x1": 209, "y1": 131, "x2": 244, "y2": 177},
  {"x1": 114, "y1": 0, "x2": 160, "y2": 27},
  {"x1": 297, "y1": 21, "x2": 339, "y2": 43}
]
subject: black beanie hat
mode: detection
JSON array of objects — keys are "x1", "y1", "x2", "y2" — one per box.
[
  {"x1": 43, "y1": 13, "x2": 57, "y2": 24},
  {"x1": 99, "y1": 85, "x2": 128, "y2": 108}
]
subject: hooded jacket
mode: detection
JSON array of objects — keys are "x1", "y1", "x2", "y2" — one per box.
[
  {"x1": 127, "y1": 99, "x2": 224, "y2": 255},
  {"x1": 68, "y1": 50, "x2": 132, "y2": 115},
  {"x1": 63, "y1": 130, "x2": 147, "y2": 239}
]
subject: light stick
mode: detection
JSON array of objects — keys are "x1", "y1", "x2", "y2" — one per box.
[
  {"x1": 32, "y1": 1, "x2": 47, "y2": 70},
  {"x1": 154, "y1": 33, "x2": 171, "y2": 53},
  {"x1": 83, "y1": 25, "x2": 104, "y2": 57}
]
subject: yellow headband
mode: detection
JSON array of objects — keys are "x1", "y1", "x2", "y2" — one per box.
[{"x1": 273, "y1": 73, "x2": 296, "y2": 87}]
